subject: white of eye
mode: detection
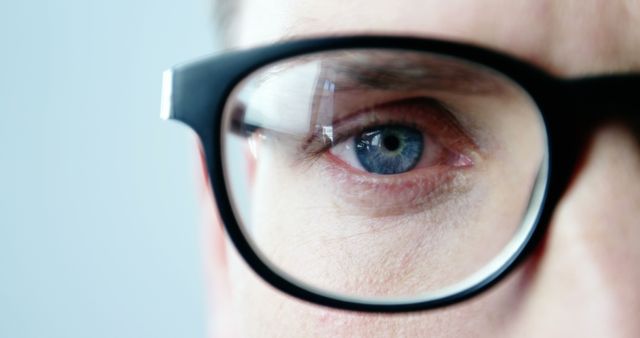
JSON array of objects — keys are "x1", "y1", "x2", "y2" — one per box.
[{"x1": 329, "y1": 137, "x2": 365, "y2": 171}]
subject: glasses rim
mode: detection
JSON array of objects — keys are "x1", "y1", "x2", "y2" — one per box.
[{"x1": 161, "y1": 35, "x2": 640, "y2": 312}]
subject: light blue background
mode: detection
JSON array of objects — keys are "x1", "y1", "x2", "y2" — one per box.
[{"x1": 0, "y1": 1, "x2": 218, "y2": 337}]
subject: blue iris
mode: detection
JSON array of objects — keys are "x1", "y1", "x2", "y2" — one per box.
[{"x1": 355, "y1": 125, "x2": 423, "y2": 175}]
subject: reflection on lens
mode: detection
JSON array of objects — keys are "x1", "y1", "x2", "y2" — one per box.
[{"x1": 221, "y1": 49, "x2": 548, "y2": 302}]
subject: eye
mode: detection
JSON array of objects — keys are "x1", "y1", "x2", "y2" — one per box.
[
  {"x1": 302, "y1": 97, "x2": 477, "y2": 202},
  {"x1": 351, "y1": 125, "x2": 424, "y2": 175},
  {"x1": 328, "y1": 117, "x2": 454, "y2": 177}
]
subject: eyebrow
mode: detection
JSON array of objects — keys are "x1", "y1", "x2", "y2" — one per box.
[
  {"x1": 232, "y1": 51, "x2": 509, "y2": 137},
  {"x1": 315, "y1": 52, "x2": 507, "y2": 95}
]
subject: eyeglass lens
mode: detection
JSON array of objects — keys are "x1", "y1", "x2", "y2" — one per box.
[{"x1": 221, "y1": 49, "x2": 548, "y2": 302}]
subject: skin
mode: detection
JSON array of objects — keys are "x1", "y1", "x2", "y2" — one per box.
[{"x1": 201, "y1": 0, "x2": 640, "y2": 337}]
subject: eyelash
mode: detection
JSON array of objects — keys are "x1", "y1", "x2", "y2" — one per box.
[
  {"x1": 300, "y1": 97, "x2": 475, "y2": 164},
  {"x1": 303, "y1": 116, "x2": 423, "y2": 160}
]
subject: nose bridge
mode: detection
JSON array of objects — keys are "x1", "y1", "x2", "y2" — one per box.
[
  {"x1": 514, "y1": 74, "x2": 640, "y2": 337},
  {"x1": 516, "y1": 121, "x2": 640, "y2": 337},
  {"x1": 527, "y1": 99, "x2": 640, "y2": 336},
  {"x1": 558, "y1": 76, "x2": 640, "y2": 278}
]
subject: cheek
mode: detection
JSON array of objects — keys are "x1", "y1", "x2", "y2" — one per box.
[{"x1": 227, "y1": 238, "x2": 532, "y2": 338}]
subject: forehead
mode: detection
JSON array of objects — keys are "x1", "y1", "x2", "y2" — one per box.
[{"x1": 233, "y1": 0, "x2": 640, "y2": 76}]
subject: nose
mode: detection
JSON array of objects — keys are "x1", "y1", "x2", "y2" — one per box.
[{"x1": 514, "y1": 123, "x2": 640, "y2": 337}]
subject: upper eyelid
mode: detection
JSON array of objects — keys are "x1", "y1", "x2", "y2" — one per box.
[{"x1": 301, "y1": 97, "x2": 474, "y2": 156}]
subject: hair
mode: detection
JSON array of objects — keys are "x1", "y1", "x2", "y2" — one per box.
[{"x1": 212, "y1": 0, "x2": 237, "y2": 46}]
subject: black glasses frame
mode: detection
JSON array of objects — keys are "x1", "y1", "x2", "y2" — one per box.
[{"x1": 161, "y1": 35, "x2": 639, "y2": 312}]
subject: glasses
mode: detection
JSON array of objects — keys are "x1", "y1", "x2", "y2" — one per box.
[{"x1": 160, "y1": 36, "x2": 639, "y2": 312}]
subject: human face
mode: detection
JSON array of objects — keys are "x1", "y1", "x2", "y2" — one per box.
[{"x1": 204, "y1": 0, "x2": 640, "y2": 337}]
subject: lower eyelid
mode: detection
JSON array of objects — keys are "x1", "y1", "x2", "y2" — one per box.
[{"x1": 317, "y1": 154, "x2": 474, "y2": 217}]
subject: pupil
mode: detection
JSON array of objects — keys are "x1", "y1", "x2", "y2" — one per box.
[{"x1": 383, "y1": 135, "x2": 400, "y2": 151}]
